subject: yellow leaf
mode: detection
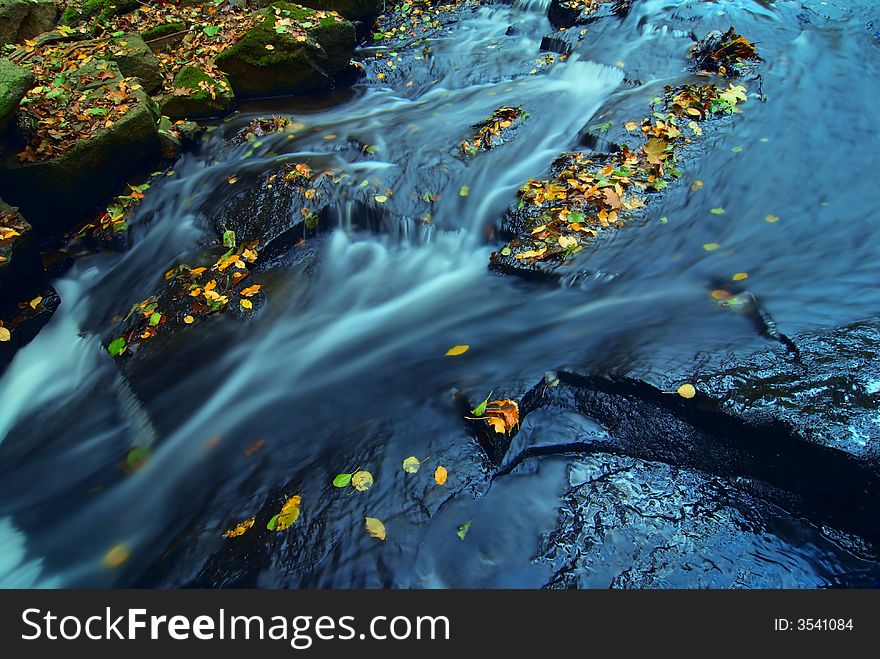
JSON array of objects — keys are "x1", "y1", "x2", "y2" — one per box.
[
  {"x1": 240, "y1": 298, "x2": 253, "y2": 310},
  {"x1": 434, "y1": 465, "x2": 447, "y2": 485},
  {"x1": 677, "y1": 384, "x2": 696, "y2": 399},
  {"x1": 0, "y1": 326, "x2": 10, "y2": 342},
  {"x1": 557, "y1": 235, "x2": 578, "y2": 250},
  {"x1": 184, "y1": 315, "x2": 194, "y2": 324},
  {"x1": 765, "y1": 214, "x2": 780, "y2": 223},
  {"x1": 732, "y1": 272, "x2": 749, "y2": 281},
  {"x1": 402, "y1": 456, "x2": 421, "y2": 473},
  {"x1": 703, "y1": 243, "x2": 720, "y2": 251},
  {"x1": 690, "y1": 180, "x2": 703, "y2": 191},
  {"x1": 487, "y1": 416, "x2": 506, "y2": 434},
  {"x1": 265, "y1": 44, "x2": 275, "y2": 50},
  {"x1": 351, "y1": 470, "x2": 374, "y2": 492},
  {"x1": 223, "y1": 516, "x2": 256, "y2": 538},
  {"x1": 624, "y1": 121, "x2": 638, "y2": 131},
  {"x1": 102, "y1": 544, "x2": 131, "y2": 568},
  {"x1": 271, "y1": 495, "x2": 301, "y2": 531},
  {"x1": 445, "y1": 344, "x2": 469, "y2": 356},
  {"x1": 240, "y1": 284, "x2": 261, "y2": 297},
  {"x1": 515, "y1": 247, "x2": 547, "y2": 260},
  {"x1": 365, "y1": 517, "x2": 386, "y2": 541},
  {"x1": 28, "y1": 296, "x2": 43, "y2": 309}
]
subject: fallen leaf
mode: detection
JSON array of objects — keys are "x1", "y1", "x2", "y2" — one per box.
[
  {"x1": 677, "y1": 384, "x2": 696, "y2": 399},
  {"x1": 240, "y1": 284, "x2": 262, "y2": 297},
  {"x1": 102, "y1": 544, "x2": 131, "y2": 568},
  {"x1": 268, "y1": 495, "x2": 301, "y2": 531},
  {"x1": 703, "y1": 243, "x2": 720, "y2": 251},
  {"x1": 710, "y1": 207, "x2": 725, "y2": 215},
  {"x1": 0, "y1": 327, "x2": 10, "y2": 342},
  {"x1": 484, "y1": 399, "x2": 519, "y2": 434},
  {"x1": 244, "y1": 439, "x2": 266, "y2": 456},
  {"x1": 240, "y1": 298, "x2": 253, "y2": 310},
  {"x1": 374, "y1": 194, "x2": 388, "y2": 203},
  {"x1": 445, "y1": 344, "x2": 469, "y2": 356},
  {"x1": 457, "y1": 520, "x2": 472, "y2": 540},
  {"x1": 108, "y1": 337, "x2": 126, "y2": 357},
  {"x1": 265, "y1": 44, "x2": 275, "y2": 50},
  {"x1": 471, "y1": 392, "x2": 492, "y2": 417},
  {"x1": 351, "y1": 470, "x2": 374, "y2": 492},
  {"x1": 333, "y1": 473, "x2": 353, "y2": 488},
  {"x1": 365, "y1": 516, "x2": 386, "y2": 541},
  {"x1": 765, "y1": 214, "x2": 780, "y2": 223},
  {"x1": 29, "y1": 296, "x2": 42, "y2": 309},
  {"x1": 434, "y1": 465, "x2": 448, "y2": 485},
  {"x1": 459, "y1": 185, "x2": 470, "y2": 197},
  {"x1": 402, "y1": 456, "x2": 421, "y2": 473},
  {"x1": 184, "y1": 315, "x2": 194, "y2": 324},
  {"x1": 732, "y1": 272, "x2": 749, "y2": 281},
  {"x1": 690, "y1": 180, "x2": 703, "y2": 191},
  {"x1": 223, "y1": 516, "x2": 256, "y2": 538}
]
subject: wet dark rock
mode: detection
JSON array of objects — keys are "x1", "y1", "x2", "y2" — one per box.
[
  {"x1": 538, "y1": 454, "x2": 879, "y2": 588},
  {"x1": 0, "y1": 0, "x2": 58, "y2": 47},
  {"x1": 0, "y1": 197, "x2": 34, "y2": 283},
  {"x1": 0, "y1": 287, "x2": 59, "y2": 373},
  {"x1": 688, "y1": 27, "x2": 761, "y2": 77},
  {"x1": 539, "y1": 33, "x2": 573, "y2": 55},
  {"x1": 547, "y1": 0, "x2": 630, "y2": 30}
]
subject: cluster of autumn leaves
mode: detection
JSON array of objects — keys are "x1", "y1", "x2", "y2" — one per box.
[
  {"x1": 490, "y1": 81, "x2": 748, "y2": 266},
  {"x1": 460, "y1": 106, "x2": 526, "y2": 155},
  {"x1": 107, "y1": 234, "x2": 262, "y2": 358},
  {"x1": 13, "y1": 43, "x2": 146, "y2": 162}
]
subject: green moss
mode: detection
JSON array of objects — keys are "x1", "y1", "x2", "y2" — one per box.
[
  {"x1": 173, "y1": 66, "x2": 215, "y2": 100},
  {"x1": 142, "y1": 23, "x2": 186, "y2": 42}
]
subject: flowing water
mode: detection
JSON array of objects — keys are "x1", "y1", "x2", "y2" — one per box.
[{"x1": 2, "y1": 0, "x2": 880, "y2": 587}]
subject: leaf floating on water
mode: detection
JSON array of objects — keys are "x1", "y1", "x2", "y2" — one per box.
[
  {"x1": 402, "y1": 456, "x2": 422, "y2": 474},
  {"x1": 365, "y1": 516, "x2": 386, "y2": 541},
  {"x1": 333, "y1": 473, "x2": 353, "y2": 488},
  {"x1": 0, "y1": 326, "x2": 10, "y2": 342},
  {"x1": 703, "y1": 243, "x2": 720, "y2": 252},
  {"x1": 677, "y1": 384, "x2": 696, "y2": 399},
  {"x1": 125, "y1": 446, "x2": 151, "y2": 473},
  {"x1": 732, "y1": 272, "x2": 749, "y2": 281},
  {"x1": 269, "y1": 495, "x2": 301, "y2": 532},
  {"x1": 709, "y1": 208, "x2": 725, "y2": 215},
  {"x1": 457, "y1": 520, "x2": 472, "y2": 540},
  {"x1": 624, "y1": 121, "x2": 639, "y2": 131},
  {"x1": 434, "y1": 465, "x2": 448, "y2": 486},
  {"x1": 102, "y1": 544, "x2": 131, "y2": 569},
  {"x1": 690, "y1": 180, "x2": 703, "y2": 191},
  {"x1": 459, "y1": 185, "x2": 470, "y2": 197},
  {"x1": 351, "y1": 470, "x2": 374, "y2": 492},
  {"x1": 223, "y1": 516, "x2": 256, "y2": 538},
  {"x1": 765, "y1": 214, "x2": 780, "y2": 223},
  {"x1": 445, "y1": 344, "x2": 469, "y2": 356},
  {"x1": 374, "y1": 195, "x2": 388, "y2": 203}
]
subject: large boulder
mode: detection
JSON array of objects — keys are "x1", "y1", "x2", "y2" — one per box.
[
  {"x1": 0, "y1": 61, "x2": 160, "y2": 232},
  {"x1": 106, "y1": 33, "x2": 164, "y2": 94},
  {"x1": 250, "y1": 0, "x2": 383, "y2": 24},
  {"x1": 160, "y1": 66, "x2": 234, "y2": 120},
  {"x1": 0, "y1": 0, "x2": 58, "y2": 46},
  {"x1": 59, "y1": 0, "x2": 139, "y2": 27},
  {"x1": 215, "y1": 1, "x2": 356, "y2": 98},
  {"x1": 0, "y1": 58, "x2": 32, "y2": 132}
]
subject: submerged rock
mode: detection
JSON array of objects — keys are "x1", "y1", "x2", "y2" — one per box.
[
  {"x1": 215, "y1": 1, "x2": 356, "y2": 98},
  {"x1": 160, "y1": 66, "x2": 234, "y2": 120},
  {"x1": 0, "y1": 198, "x2": 31, "y2": 277}
]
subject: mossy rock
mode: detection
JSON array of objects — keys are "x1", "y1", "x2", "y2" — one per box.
[
  {"x1": 251, "y1": 0, "x2": 383, "y2": 23},
  {"x1": 0, "y1": 58, "x2": 33, "y2": 132},
  {"x1": 141, "y1": 22, "x2": 186, "y2": 52},
  {"x1": 0, "y1": 62, "x2": 160, "y2": 232},
  {"x1": 0, "y1": 0, "x2": 58, "y2": 46},
  {"x1": 105, "y1": 33, "x2": 164, "y2": 93},
  {"x1": 160, "y1": 66, "x2": 234, "y2": 120},
  {"x1": 59, "y1": 0, "x2": 139, "y2": 27},
  {"x1": 215, "y1": 1, "x2": 356, "y2": 98}
]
